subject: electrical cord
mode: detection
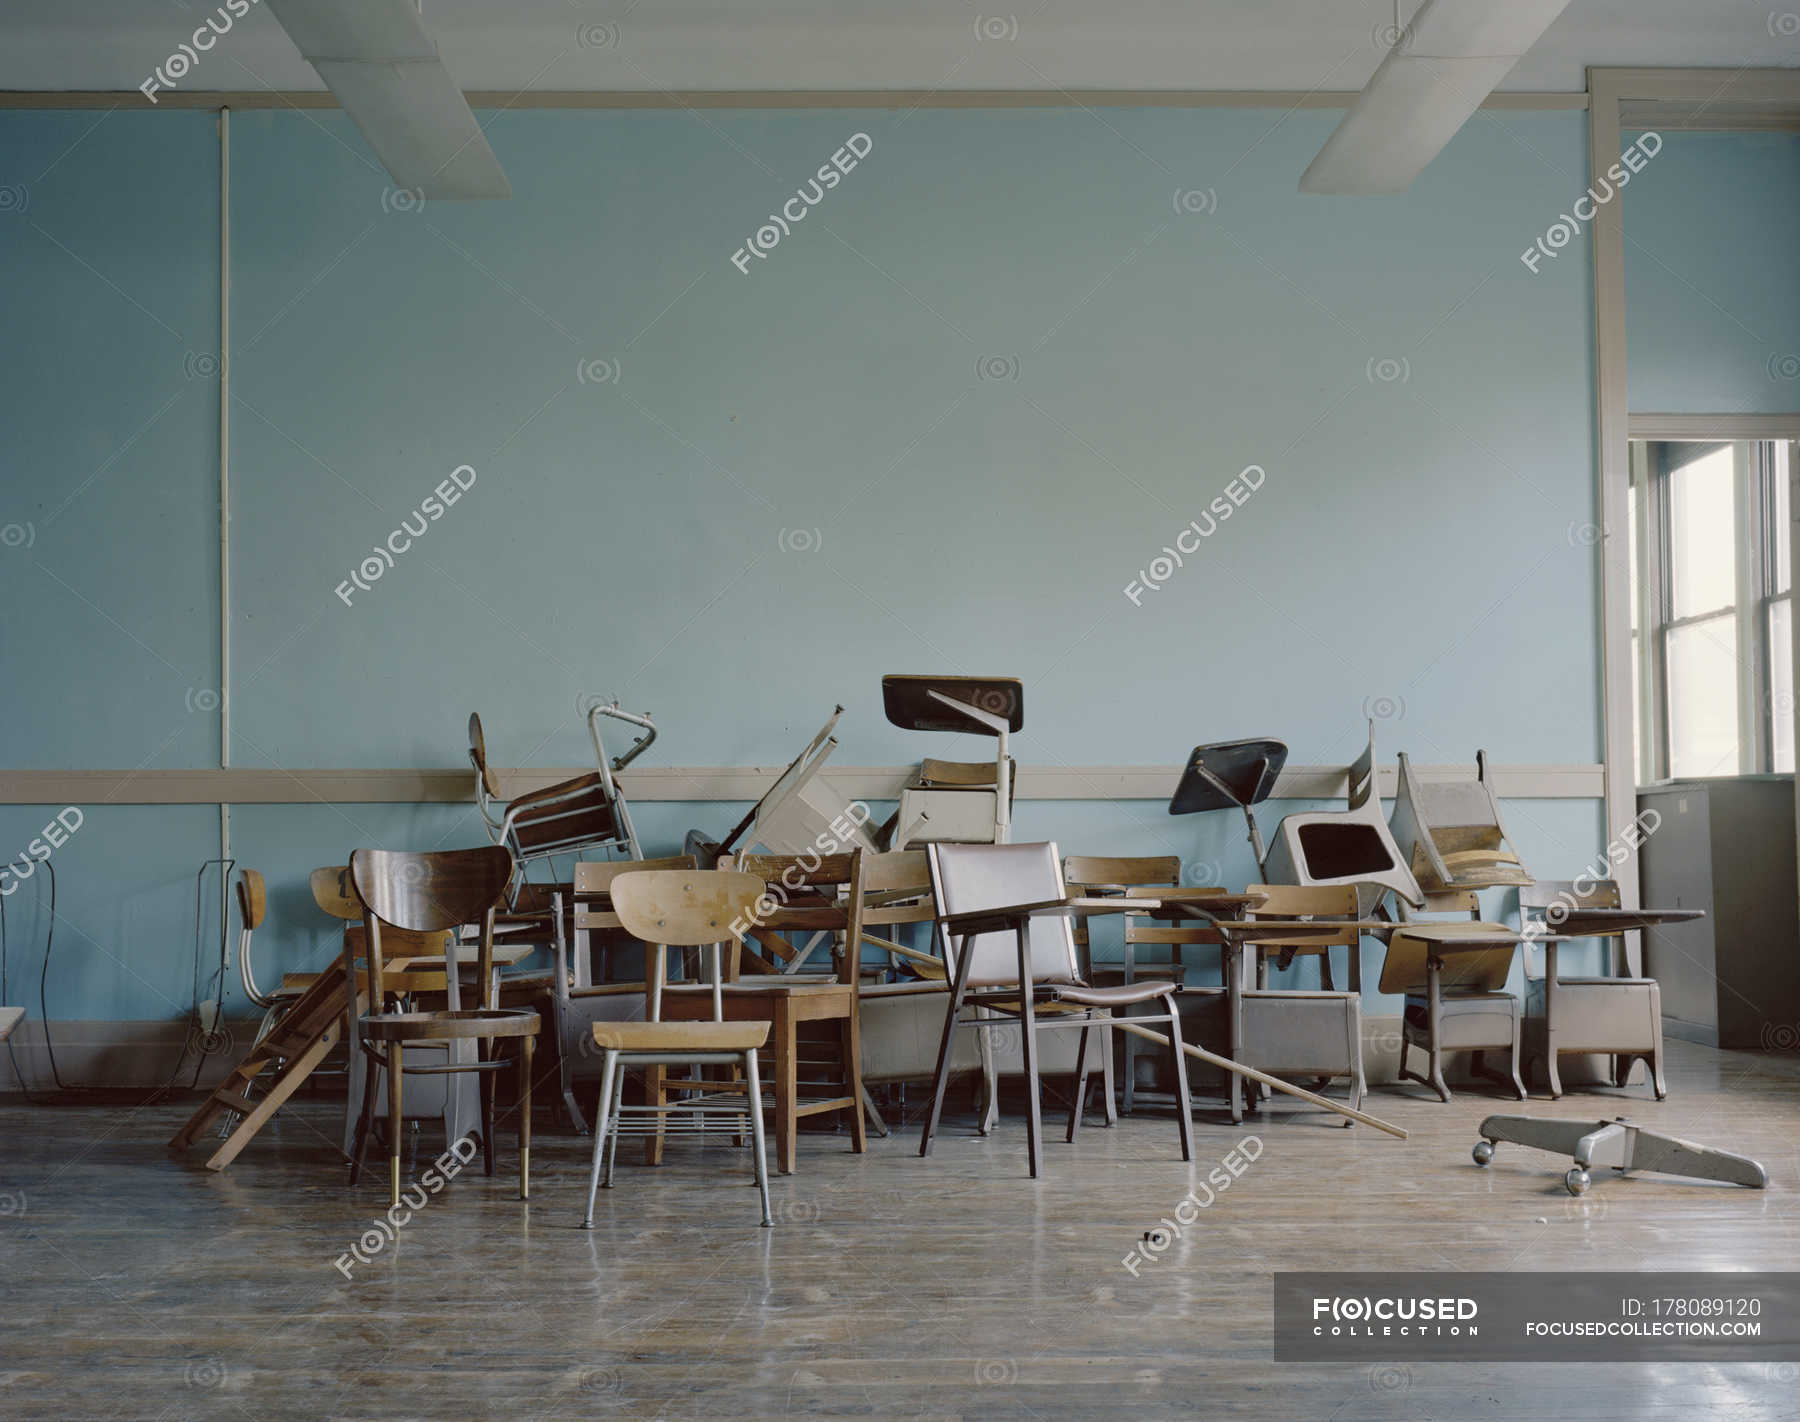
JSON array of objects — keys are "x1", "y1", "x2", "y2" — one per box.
[{"x1": 3, "y1": 858, "x2": 233, "y2": 1105}]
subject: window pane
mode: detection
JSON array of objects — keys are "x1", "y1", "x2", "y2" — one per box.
[
  {"x1": 1666, "y1": 611, "x2": 1740, "y2": 777},
  {"x1": 1774, "y1": 441, "x2": 1792, "y2": 596},
  {"x1": 1668, "y1": 444, "x2": 1736, "y2": 618},
  {"x1": 1772, "y1": 598, "x2": 1793, "y2": 774}
]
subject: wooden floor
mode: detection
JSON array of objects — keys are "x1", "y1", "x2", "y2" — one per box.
[{"x1": 3, "y1": 1039, "x2": 1797, "y2": 1420}]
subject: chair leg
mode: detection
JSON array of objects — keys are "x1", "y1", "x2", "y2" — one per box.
[
  {"x1": 1164, "y1": 997, "x2": 1195, "y2": 1163},
  {"x1": 920, "y1": 936, "x2": 975, "y2": 1159},
  {"x1": 387, "y1": 1042, "x2": 404, "y2": 1209},
  {"x1": 774, "y1": 1006, "x2": 799, "y2": 1176},
  {"x1": 582, "y1": 1051, "x2": 618, "y2": 1229},
  {"x1": 744, "y1": 1048, "x2": 773, "y2": 1228},
  {"x1": 1099, "y1": 1013, "x2": 1118, "y2": 1127},
  {"x1": 517, "y1": 1035, "x2": 533, "y2": 1202},
  {"x1": 478, "y1": 1040, "x2": 496, "y2": 1177},
  {"x1": 1344, "y1": 1011, "x2": 1365, "y2": 1128},
  {"x1": 1016, "y1": 926, "x2": 1044, "y2": 1179},
  {"x1": 1066, "y1": 1025, "x2": 1091, "y2": 1144},
  {"x1": 842, "y1": 1005, "x2": 867, "y2": 1155},
  {"x1": 603, "y1": 1061, "x2": 625, "y2": 1186},
  {"x1": 1545, "y1": 1048, "x2": 1564, "y2": 1100},
  {"x1": 349, "y1": 1048, "x2": 379, "y2": 1185},
  {"x1": 642, "y1": 1064, "x2": 666, "y2": 1167}
]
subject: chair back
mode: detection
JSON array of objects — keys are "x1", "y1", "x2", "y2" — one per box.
[
  {"x1": 1347, "y1": 722, "x2": 1378, "y2": 810},
  {"x1": 1379, "y1": 889, "x2": 1515, "y2": 996},
  {"x1": 350, "y1": 846, "x2": 514, "y2": 1015},
  {"x1": 236, "y1": 868, "x2": 266, "y2": 932},
  {"x1": 310, "y1": 865, "x2": 363, "y2": 921},
  {"x1": 1243, "y1": 884, "x2": 1362, "y2": 951},
  {"x1": 468, "y1": 712, "x2": 500, "y2": 797},
  {"x1": 928, "y1": 841, "x2": 1080, "y2": 989},
  {"x1": 1063, "y1": 856, "x2": 1197, "y2": 970},
  {"x1": 1519, "y1": 879, "x2": 1622, "y2": 917},
  {"x1": 732, "y1": 851, "x2": 865, "y2": 983},
  {"x1": 609, "y1": 869, "x2": 767, "y2": 948},
  {"x1": 571, "y1": 854, "x2": 696, "y2": 931}
]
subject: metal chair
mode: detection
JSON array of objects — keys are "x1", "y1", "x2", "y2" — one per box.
[
  {"x1": 583, "y1": 869, "x2": 774, "y2": 1228},
  {"x1": 1230, "y1": 885, "x2": 1367, "y2": 1126},
  {"x1": 469, "y1": 699, "x2": 654, "y2": 890},
  {"x1": 348, "y1": 846, "x2": 540, "y2": 1208},
  {"x1": 1518, "y1": 879, "x2": 1667, "y2": 1100},
  {"x1": 1387, "y1": 749, "x2": 1533, "y2": 893},
  {"x1": 1261, "y1": 722, "x2": 1424, "y2": 909},
  {"x1": 1382, "y1": 890, "x2": 1526, "y2": 1102},
  {"x1": 1063, "y1": 855, "x2": 1226, "y2": 1116},
  {"x1": 881, "y1": 675, "x2": 1023, "y2": 849},
  {"x1": 918, "y1": 841, "x2": 1194, "y2": 1177}
]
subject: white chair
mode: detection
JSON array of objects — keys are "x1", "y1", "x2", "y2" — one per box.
[
  {"x1": 918, "y1": 841, "x2": 1194, "y2": 1177},
  {"x1": 1261, "y1": 721, "x2": 1423, "y2": 909}
]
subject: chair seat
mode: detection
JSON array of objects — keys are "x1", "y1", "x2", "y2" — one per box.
[
  {"x1": 360, "y1": 1008, "x2": 540, "y2": 1041},
  {"x1": 1553, "y1": 976, "x2": 1657, "y2": 988},
  {"x1": 663, "y1": 981, "x2": 852, "y2": 999},
  {"x1": 975, "y1": 981, "x2": 1188, "y2": 1008},
  {"x1": 591, "y1": 1020, "x2": 771, "y2": 1052},
  {"x1": 859, "y1": 979, "x2": 952, "y2": 1000}
]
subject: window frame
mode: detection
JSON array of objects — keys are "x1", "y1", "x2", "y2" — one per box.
[{"x1": 1633, "y1": 437, "x2": 1799, "y2": 782}]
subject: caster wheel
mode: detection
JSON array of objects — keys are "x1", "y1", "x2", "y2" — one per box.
[
  {"x1": 1472, "y1": 1140, "x2": 1494, "y2": 1166},
  {"x1": 1564, "y1": 1168, "x2": 1590, "y2": 1197}
]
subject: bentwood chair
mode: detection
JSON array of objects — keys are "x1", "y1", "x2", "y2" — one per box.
[
  {"x1": 586, "y1": 869, "x2": 774, "y2": 1228},
  {"x1": 1383, "y1": 890, "x2": 1526, "y2": 1102},
  {"x1": 349, "y1": 846, "x2": 540, "y2": 1208},
  {"x1": 1518, "y1": 879, "x2": 1667, "y2": 1100},
  {"x1": 919, "y1": 841, "x2": 1194, "y2": 1177}
]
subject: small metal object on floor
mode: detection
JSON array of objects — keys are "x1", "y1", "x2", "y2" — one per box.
[{"x1": 1473, "y1": 1113, "x2": 1768, "y2": 1196}]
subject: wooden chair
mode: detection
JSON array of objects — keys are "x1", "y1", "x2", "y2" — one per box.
[
  {"x1": 545, "y1": 854, "x2": 696, "y2": 1131},
  {"x1": 587, "y1": 869, "x2": 774, "y2": 1227},
  {"x1": 1064, "y1": 855, "x2": 1231, "y2": 1115},
  {"x1": 348, "y1": 846, "x2": 540, "y2": 1208},
  {"x1": 315, "y1": 864, "x2": 461, "y2": 1159},
  {"x1": 1231, "y1": 885, "x2": 1366, "y2": 1125},
  {"x1": 654, "y1": 851, "x2": 868, "y2": 1174},
  {"x1": 1382, "y1": 890, "x2": 1525, "y2": 1102},
  {"x1": 1519, "y1": 879, "x2": 1667, "y2": 1100},
  {"x1": 919, "y1": 841, "x2": 1194, "y2": 1177}
]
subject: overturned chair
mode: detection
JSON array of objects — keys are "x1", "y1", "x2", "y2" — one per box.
[
  {"x1": 470, "y1": 697, "x2": 657, "y2": 892},
  {"x1": 1260, "y1": 721, "x2": 1423, "y2": 909},
  {"x1": 1387, "y1": 749, "x2": 1533, "y2": 893},
  {"x1": 881, "y1": 675, "x2": 1023, "y2": 849}
]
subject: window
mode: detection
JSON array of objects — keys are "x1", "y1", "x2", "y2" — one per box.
[{"x1": 1631, "y1": 439, "x2": 1800, "y2": 782}]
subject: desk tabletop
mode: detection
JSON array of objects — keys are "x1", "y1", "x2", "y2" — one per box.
[{"x1": 1538, "y1": 907, "x2": 1704, "y2": 937}]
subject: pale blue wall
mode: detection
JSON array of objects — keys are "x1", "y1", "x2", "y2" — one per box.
[
  {"x1": 1625, "y1": 130, "x2": 1800, "y2": 413},
  {"x1": 2, "y1": 104, "x2": 1623, "y2": 1040}
]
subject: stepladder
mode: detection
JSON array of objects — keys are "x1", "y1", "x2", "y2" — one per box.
[{"x1": 168, "y1": 951, "x2": 359, "y2": 1170}]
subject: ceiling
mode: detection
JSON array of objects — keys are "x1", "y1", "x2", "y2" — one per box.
[{"x1": 0, "y1": 0, "x2": 1792, "y2": 95}]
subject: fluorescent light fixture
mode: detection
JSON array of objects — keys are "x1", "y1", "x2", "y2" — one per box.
[
  {"x1": 1299, "y1": 0, "x2": 1574, "y2": 195},
  {"x1": 265, "y1": 0, "x2": 510, "y2": 200}
]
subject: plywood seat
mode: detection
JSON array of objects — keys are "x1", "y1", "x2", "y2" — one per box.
[{"x1": 591, "y1": 1020, "x2": 770, "y2": 1053}]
